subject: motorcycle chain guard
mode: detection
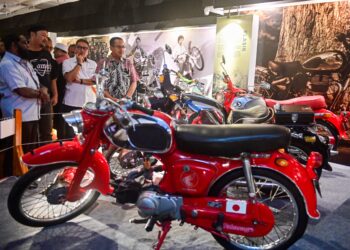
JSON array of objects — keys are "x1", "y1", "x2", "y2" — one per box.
[{"x1": 181, "y1": 197, "x2": 274, "y2": 237}]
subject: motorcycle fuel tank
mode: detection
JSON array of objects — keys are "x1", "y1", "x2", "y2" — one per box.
[
  {"x1": 104, "y1": 113, "x2": 172, "y2": 153},
  {"x1": 302, "y1": 51, "x2": 345, "y2": 72}
]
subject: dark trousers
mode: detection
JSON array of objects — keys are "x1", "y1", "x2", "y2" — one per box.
[
  {"x1": 53, "y1": 103, "x2": 66, "y2": 140},
  {"x1": 22, "y1": 120, "x2": 39, "y2": 154},
  {"x1": 61, "y1": 104, "x2": 81, "y2": 139},
  {"x1": 39, "y1": 102, "x2": 53, "y2": 146}
]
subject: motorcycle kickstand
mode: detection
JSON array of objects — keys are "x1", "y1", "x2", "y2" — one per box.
[{"x1": 152, "y1": 221, "x2": 172, "y2": 250}]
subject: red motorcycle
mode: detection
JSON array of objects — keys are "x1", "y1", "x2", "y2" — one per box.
[
  {"x1": 265, "y1": 95, "x2": 350, "y2": 147},
  {"x1": 216, "y1": 56, "x2": 349, "y2": 148},
  {"x1": 7, "y1": 75, "x2": 322, "y2": 249}
]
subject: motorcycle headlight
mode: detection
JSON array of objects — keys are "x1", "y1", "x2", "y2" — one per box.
[{"x1": 63, "y1": 110, "x2": 84, "y2": 134}]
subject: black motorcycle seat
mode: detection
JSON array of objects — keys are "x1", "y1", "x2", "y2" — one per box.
[
  {"x1": 175, "y1": 124, "x2": 290, "y2": 157},
  {"x1": 231, "y1": 105, "x2": 271, "y2": 124}
]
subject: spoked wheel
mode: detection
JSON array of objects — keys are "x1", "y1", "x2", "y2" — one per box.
[
  {"x1": 8, "y1": 164, "x2": 100, "y2": 227},
  {"x1": 190, "y1": 46, "x2": 204, "y2": 71},
  {"x1": 209, "y1": 168, "x2": 308, "y2": 250}
]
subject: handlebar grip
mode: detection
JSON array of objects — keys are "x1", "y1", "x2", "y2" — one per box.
[{"x1": 131, "y1": 103, "x2": 154, "y2": 116}]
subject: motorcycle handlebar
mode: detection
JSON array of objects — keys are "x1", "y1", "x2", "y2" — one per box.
[{"x1": 131, "y1": 102, "x2": 154, "y2": 116}]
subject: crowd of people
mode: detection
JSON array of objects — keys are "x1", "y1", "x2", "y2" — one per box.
[{"x1": 0, "y1": 25, "x2": 139, "y2": 155}]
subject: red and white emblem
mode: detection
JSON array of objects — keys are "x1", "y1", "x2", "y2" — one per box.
[{"x1": 226, "y1": 199, "x2": 247, "y2": 214}]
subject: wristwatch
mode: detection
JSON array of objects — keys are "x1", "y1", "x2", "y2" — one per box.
[
  {"x1": 80, "y1": 79, "x2": 83, "y2": 85},
  {"x1": 77, "y1": 63, "x2": 82, "y2": 67}
]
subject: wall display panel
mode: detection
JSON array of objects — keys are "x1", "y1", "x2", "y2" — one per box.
[
  {"x1": 58, "y1": 26, "x2": 216, "y2": 96},
  {"x1": 248, "y1": 1, "x2": 350, "y2": 113}
]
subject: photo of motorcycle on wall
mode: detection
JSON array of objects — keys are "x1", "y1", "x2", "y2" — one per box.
[{"x1": 251, "y1": 2, "x2": 350, "y2": 117}]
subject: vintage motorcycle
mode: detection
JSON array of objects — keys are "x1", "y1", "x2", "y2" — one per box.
[
  {"x1": 211, "y1": 57, "x2": 334, "y2": 175},
  {"x1": 7, "y1": 70, "x2": 322, "y2": 250},
  {"x1": 256, "y1": 32, "x2": 350, "y2": 112},
  {"x1": 265, "y1": 95, "x2": 350, "y2": 148}
]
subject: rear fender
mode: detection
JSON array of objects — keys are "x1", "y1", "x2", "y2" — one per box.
[
  {"x1": 211, "y1": 152, "x2": 320, "y2": 219},
  {"x1": 22, "y1": 141, "x2": 113, "y2": 195},
  {"x1": 254, "y1": 152, "x2": 320, "y2": 219},
  {"x1": 315, "y1": 108, "x2": 348, "y2": 139}
]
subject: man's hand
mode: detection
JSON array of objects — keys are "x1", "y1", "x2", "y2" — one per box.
[
  {"x1": 39, "y1": 88, "x2": 50, "y2": 104},
  {"x1": 76, "y1": 54, "x2": 84, "y2": 65},
  {"x1": 51, "y1": 94, "x2": 58, "y2": 106}
]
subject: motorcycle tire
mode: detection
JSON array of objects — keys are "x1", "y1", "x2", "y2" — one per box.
[
  {"x1": 289, "y1": 140, "x2": 322, "y2": 178},
  {"x1": 209, "y1": 168, "x2": 308, "y2": 250},
  {"x1": 7, "y1": 164, "x2": 100, "y2": 227},
  {"x1": 315, "y1": 119, "x2": 339, "y2": 150}
]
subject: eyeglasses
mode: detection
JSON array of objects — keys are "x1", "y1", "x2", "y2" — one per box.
[
  {"x1": 76, "y1": 45, "x2": 89, "y2": 51},
  {"x1": 112, "y1": 45, "x2": 125, "y2": 49}
]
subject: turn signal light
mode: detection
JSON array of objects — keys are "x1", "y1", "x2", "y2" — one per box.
[
  {"x1": 159, "y1": 75, "x2": 164, "y2": 83},
  {"x1": 323, "y1": 113, "x2": 332, "y2": 118},
  {"x1": 304, "y1": 136, "x2": 316, "y2": 143},
  {"x1": 169, "y1": 94, "x2": 179, "y2": 102},
  {"x1": 278, "y1": 148, "x2": 285, "y2": 153},
  {"x1": 275, "y1": 158, "x2": 289, "y2": 167}
]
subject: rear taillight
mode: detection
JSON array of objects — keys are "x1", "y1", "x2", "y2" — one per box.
[
  {"x1": 328, "y1": 136, "x2": 335, "y2": 146},
  {"x1": 306, "y1": 152, "x2": 323, "y2": 179}
]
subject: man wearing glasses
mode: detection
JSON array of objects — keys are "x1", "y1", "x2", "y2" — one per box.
[
  {"x1": 102, "y1": 37, "x2": 139, "y2": 101},
  {"x1": 61, "y1": 39, "x2": 97, "y2": 138}
]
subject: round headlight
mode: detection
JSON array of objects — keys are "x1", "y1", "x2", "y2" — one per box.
[{"x1": 63, "y1": 110, "x2": 84, "y2": 134}]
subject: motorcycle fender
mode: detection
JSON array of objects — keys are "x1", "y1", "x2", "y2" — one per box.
[
  {"x1": 22, "y1": 141, "x2": 113, "y2": 195},
  {"x1": 253, "y1": 154, "x2": 320, "y2": 220},
  {"x1": 212, "y1": 153, "x2": 320, "y2": 220},
  {"x1": 316, "y1": 109, "x2": 347, "y2": 139}
]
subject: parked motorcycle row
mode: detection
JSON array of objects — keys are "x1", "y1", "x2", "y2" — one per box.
[{"x1": 6, "y1": 43, "x2": 350, "y2": 250}]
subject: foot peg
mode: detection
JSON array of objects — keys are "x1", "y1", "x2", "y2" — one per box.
[{"x1": 129, "y1": 218, "x2": 148, "y2": 224}]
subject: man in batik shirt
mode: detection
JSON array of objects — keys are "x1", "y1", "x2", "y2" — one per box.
[{"x1": 103, "y1": 37, "x2": 139, "y2": 101}]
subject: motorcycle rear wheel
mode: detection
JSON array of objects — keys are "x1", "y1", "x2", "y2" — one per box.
[
  {"x1": 8, "y1": 164, "x2": 100, "y2": 227},
  {"x1": 209, "y1": 168, "x2": 308, "y2": 250}
]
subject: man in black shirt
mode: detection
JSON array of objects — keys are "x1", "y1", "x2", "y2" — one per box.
[{"x1": 27, "y1": 25, "x2": 58, "y2": 145}]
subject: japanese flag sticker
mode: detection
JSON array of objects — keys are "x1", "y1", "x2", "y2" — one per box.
[{"x1": 226, "y1": 199, "x2": 247, "y2": 214}]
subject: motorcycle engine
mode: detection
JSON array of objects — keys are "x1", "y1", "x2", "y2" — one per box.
[{"x1": 136, "y1": 191, "x2": 183, "y2": 220}]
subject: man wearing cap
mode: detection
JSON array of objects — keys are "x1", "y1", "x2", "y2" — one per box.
[{"x1": 52, "y1": 43, "x2": 69, "y2": 139}]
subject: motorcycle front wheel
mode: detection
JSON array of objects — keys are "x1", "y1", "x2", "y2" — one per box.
[
  {"x1": 209, "y1": 168, "x2": 308, "y2": 250},
  {"x1": 8, "y1": 164, "x2": 100, "y2": 227}
]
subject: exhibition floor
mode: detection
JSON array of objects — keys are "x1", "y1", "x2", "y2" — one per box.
[{"x1": 0, "y1": 160, "x2": 349, "y2": 250}]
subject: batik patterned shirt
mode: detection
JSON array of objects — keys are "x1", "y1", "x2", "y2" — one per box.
[{"x1": 103, "y1": 56, "x2": 139, "y2": 99}]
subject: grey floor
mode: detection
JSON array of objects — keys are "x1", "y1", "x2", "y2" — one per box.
[{"x1": 0, "y1": 162, "x2": 350, "y2": 250}]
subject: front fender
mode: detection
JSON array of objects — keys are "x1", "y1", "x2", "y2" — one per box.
[{"x1": 22, "y1": 141, "x2": 113, "y2": 195}]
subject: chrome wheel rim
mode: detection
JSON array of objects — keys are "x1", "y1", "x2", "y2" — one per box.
[
  {"x1": 219, "y1": 175, "x2": 299, "y2": 249},
  {"x1": 20, "y1": 167, "x2": 95, "y2": 222}
]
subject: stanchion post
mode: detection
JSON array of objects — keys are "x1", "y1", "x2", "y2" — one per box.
[{"x1": 13, "y1": 109, "x2": 28, "y2": 176}]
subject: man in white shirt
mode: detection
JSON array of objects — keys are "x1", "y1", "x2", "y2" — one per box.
[
  {"x1": 0, "y1": 34, "x2": 50, "y2": 153},
  {"x1": 62, "y1": 39, "x2": 97, "y2": 138}
]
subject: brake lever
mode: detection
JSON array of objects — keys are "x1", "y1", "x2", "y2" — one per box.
[{"x1": 104, "y1": 97, "x2": 137, "y2": 131}]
